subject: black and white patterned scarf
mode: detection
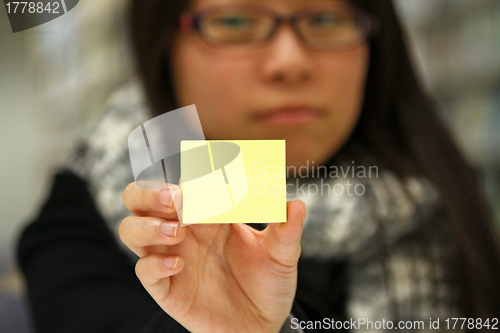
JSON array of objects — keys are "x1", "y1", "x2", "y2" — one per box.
[{"x1": 66, "y1": 79, "x2": 462, "y2": 332}]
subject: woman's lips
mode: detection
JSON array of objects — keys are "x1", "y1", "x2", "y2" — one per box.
[{"x1": 255, "y1": 107, "x2": 324, "y2": 125}]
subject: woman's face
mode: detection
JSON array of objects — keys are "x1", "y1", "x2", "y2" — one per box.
[{"x1": 172, "y1": 0, "x2": 370, "y2": 168}]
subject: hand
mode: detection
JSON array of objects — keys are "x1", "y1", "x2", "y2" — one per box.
[{"x1": 120, "y1": 182, "x2": 306, "y2": 333}]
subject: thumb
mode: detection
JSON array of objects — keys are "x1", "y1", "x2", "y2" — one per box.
[{"x1": 264, "y1": 200, "x2": 306, "y2": 267}]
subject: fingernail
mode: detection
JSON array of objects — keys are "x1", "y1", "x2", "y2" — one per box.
[
  {"x1": 163, "y1": 256, "x2": 179, "y2": 270},
  {"x1": 159, "y1": 189, "x2": 175, "y2": 207},
  {"x1": 160, "y1": 222, "x2": 179, "y2": 237}
]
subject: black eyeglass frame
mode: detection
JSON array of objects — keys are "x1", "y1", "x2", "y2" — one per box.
[{"x1": 179, "y1": 4, "x2": 380, "y2": 51}]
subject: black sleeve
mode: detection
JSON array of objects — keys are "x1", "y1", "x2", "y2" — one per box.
[{"x1": 16, "y1": 170, "x2": 189, "y2": 333}]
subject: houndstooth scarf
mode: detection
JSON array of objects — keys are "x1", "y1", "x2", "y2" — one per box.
[{"x1": 66, "y1": 79, "x2": 462, "y2": 332}]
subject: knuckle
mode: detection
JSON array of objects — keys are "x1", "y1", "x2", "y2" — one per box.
[
  {"x1": 139, "y1": 217, "x2": 155, "y2": 243},
  {"x1": 140, "y1": 187, "x2": 159, "y2": 212},
  {"x1": 136, "y1": 256, "x2": 161, "y2": 285},
  {"x1": 138, "y1": 187, "x2": 150, "y2": 206},
  {"x1": 137, "y1": 186, "x2": 145, "y2": 204}
]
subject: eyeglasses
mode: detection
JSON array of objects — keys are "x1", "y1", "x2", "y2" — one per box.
[{"x1": 179, "y1": 4, "x2": 379, "y2": 51}]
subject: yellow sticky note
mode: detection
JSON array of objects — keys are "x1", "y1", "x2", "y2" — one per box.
[{"x1": 180, "y1": 140, "x2": 286, "y2": 224}]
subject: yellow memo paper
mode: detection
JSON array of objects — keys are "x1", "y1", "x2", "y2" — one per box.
[{"x1": 180, "y1": 140, "x2": 286, "y2": 225}]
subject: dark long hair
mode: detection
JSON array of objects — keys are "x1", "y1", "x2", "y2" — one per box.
[{"x1": 128, "y1": 0, "x2": 500, "y2": 321}]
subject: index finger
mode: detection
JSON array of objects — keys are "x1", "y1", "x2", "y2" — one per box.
[{"x1": 122, "y1": 182, "x2": 182, "y2": 219}]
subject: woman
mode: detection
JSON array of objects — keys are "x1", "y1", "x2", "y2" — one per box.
[{"x1": 18, "y1": 0, "x2": 500, "y2": 332}]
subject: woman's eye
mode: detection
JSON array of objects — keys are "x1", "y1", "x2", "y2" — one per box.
[
  {"x1": 307, "y1": 13, "x2": 338, "y2": 27},
  {"x1": 214, "y1": 16, "x2": 252, "y2": 28}
]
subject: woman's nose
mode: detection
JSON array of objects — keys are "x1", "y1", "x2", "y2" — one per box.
[{"x1": 259, "y1": 25, "x2": 313, "y2": 86}]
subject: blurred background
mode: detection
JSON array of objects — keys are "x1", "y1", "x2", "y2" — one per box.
[{"x1": 1, "y1": 0, "x2": 499, "y2": 331}]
